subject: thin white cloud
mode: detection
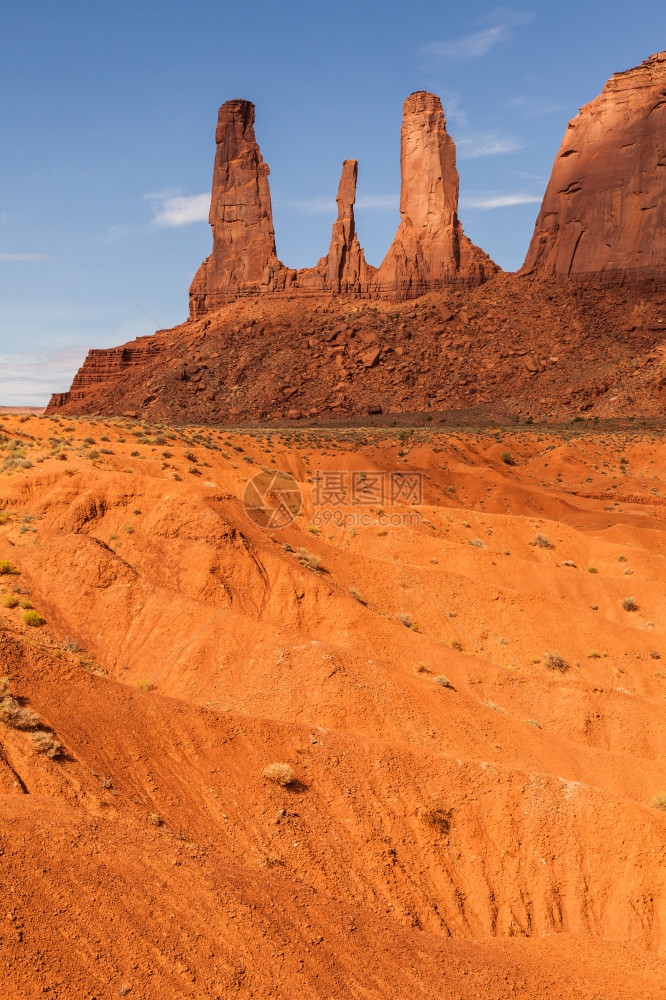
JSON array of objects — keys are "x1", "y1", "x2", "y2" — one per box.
[
  {"x1": 0, "y1": 252, "x2": 51, "y2": 262},
  {"x1": 147, "y1": 192, "x2": 210, "y2": 228},
  {"x1": 0, "y1": 345, "x2": 88, "y2": 406},
  {"x1": 356, "y1": 195, "x2": 398, "y2": 211},
  {"x1": 281, "y1": 194, "x2": 398, "y2": 215},
  {"x1": 457, "y1": 132, "x2": 526, "y2": 159},
  {"x1": 508, "y1": 96, "x2": 564, "y2": 118},
  {"x1": 423, "y1": 7, "x2": 534, "y2": 61},
  {"x1": 460, "y1": 191, "x2": 543, "y2": 210}
]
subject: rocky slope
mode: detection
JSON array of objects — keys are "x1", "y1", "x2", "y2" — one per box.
[
  {"x1": 524, "y1": 51, "x2": 666, "y2": 279},
  {"x1": 3, "y1": 414, "x2": 666, "y2": 996}
]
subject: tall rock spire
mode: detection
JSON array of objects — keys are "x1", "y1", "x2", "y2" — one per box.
[
  {"x1": 524, "y1": 52, "x2": 666, "y2": 279},
  {"x1": 376, "y1": 92, "x2": 496, "y2": 294},
  {"x1": 324, "y1": 159, "x2": 371, "y2": 292},
  {"x1": 189, "y1": 99, "x2": 287, "y2": 315}
]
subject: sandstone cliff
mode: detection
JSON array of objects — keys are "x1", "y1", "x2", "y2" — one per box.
[{"x1": 524, "y1": 52, "x2": 666, "y2": 279}]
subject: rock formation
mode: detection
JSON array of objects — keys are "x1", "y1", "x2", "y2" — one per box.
[
  {"x1": 524, "y1": 51, "x2": 666, "y2": 279},
  {"x1": 189, "y1": 91, "x2": 494, "y2": 316},
  {"x1": 189, "y1": 100, "x2": 289, "y2": 315},
  {"x1": 375, "y1": 92, "x2": 495, "y2": 294}
]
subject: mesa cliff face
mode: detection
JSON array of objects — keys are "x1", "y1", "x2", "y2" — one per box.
[
  {"x1": 524, "y1": 51, "x2": 666, "y2": 279},
  {"x1": 189, "y1": 91, "x2": 494, "y2": 316}
]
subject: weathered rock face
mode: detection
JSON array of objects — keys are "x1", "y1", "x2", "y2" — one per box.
[
  {"x1": 189, "y1": 100, "x2": 289, "y2": 315},
  {"x1": 524, "y1": 52, "x2": 666, "y2": 279},
  {"x1": 324, "y1": 159, "x2": 372, "y2": 293},
  {"x1": 376, "y1": 92, "x2": 495, "y2": 293},
  {"x1": 189, "y1": 91, "x2": 494, "y2": 315}
]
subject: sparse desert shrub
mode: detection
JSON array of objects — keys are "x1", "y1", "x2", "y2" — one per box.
[
  {"x1": 501, "y1": 452, "x2": 516, "y2": 466},
  {"x1": 417, "y1": 805, "x2": 451, "y2": 833},
  {"x1": 469, "y1": 538, "x2": 484, "y2": 548},
  {"x1": 622, "y1": 597, "x2": 639, "y2": 612},
  {"x1": 485, "y1": 700, "x2": 506, "y2": 712},
  {"x1": 650, "y1": 650, "x2": 661, "y2": 660},
  {"x1": 531, "y1": 533, "x2": 553, "y2": 549},
  {"x1": 3, "y1": 594, "x2": 19, "y2": 608},
  {"x1": 149, "y1": 813, "x2": 162, "y2": 826},
  {"x1": 296, "y1": 548, "x2": 320, "y2": 572},
  {"x1": 588, "y1": 650, "x2": 602, "y2": 659},
  {"x1": 587, "y1": 566, "x2": 598, "y2": 574},
  {"x1": 651, "y1": 793, "x2": 666, "y2": 811},
  {"x1": 349, "y1": 587, "x2": 365, "y2": 603},
  {"x1": 23, "y1": 610, "x2": 45, "y2": 626},
  {"x1": 561, "y1": 560, "x2": 577, "y2": 568},
  {"x1": 0, "y1": 695, "x2": 41, "y2": 730},
  {"x1": 31, "y1": 732, "x2": 63, "y2": 758},
  {"x1": 396, "y1": 611, "x2": 417, "y2": 631},
  {"x1": 2, "y1": 455, "x2": 32, "y2": 472},
  {"x1": 0, "y1": 560, "x2": 19, "y2": 576},
  {"x1": 544, "y1": 651, "x2": 568, "y2": 672},
  {"x1": 433, "y1": 675, "x2": 452, "y2": 688},
  {"x1": 135, "y1": 679, "x2": 154, "y2": 691},
  {"x1": 618, "y1": 555, "x2": 628, "y2": 562},
  {"x1": 19, "y1": 599, "x2": 33, "y2": 609},
  {"x1": 450, "y1": 639, "x2": 462, "y2": 651},
  {"x1": 263, "y1": 762, "x2": 296, "y2": 786},
  {"x1": 526, "y1": 719, "x2": 541, "y2": 729}
]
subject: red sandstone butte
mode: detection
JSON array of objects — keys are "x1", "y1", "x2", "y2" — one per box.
[
  {"x1": 189, "y1": 90, "x2": 493, "y2": 316},
  {"x1": 524, "y1": 51, "x2": 666, "y2": 279}
]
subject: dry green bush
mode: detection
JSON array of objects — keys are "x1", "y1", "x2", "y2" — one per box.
[
  {"x1": 22, "y1": 610, "x2": 45, "y2": 627},
  {"x1": 263, "y1": 762, "x2": 296, "y2": 786}
]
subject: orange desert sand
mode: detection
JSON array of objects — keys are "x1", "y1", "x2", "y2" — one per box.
[{"x1": 2, "y1": 412, "x2": 666, "y2": 998}]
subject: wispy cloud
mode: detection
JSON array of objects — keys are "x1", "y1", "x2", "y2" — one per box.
[
  {"x1": 423, "y1": 7, "x2": 534, "y2": 61},
  {"x1": 460, "y1": 191, "x2": 543, "y2": 210},
  {"x1": 356, "y1": 195, "x2": 398, "y2": 211},
  {"x1": 457, "y1": 132, "x2": 526, "y2": 159},
  {"x1": 280, "y1": 194, "x2": 398, "y2": 215},
  {"x1": 147, "y1": 192, "x2": 210, "y2": 228},
  {"x1": 0, "y1": 252, "x2": 51, "y2": 262},
  {"x1": 508, "y1": 96, "x2": 564, "y2": 118},
  {"x1": 0, "y1": 345, "x2": 88, "y2": 406}
]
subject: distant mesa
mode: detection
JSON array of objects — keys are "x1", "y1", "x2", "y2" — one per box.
[
  {"x1": 188, "y1": 90, "x2": 497, "y2": 315},
  {"x1": 524, "y1": 51, "x2": 666, "y2": 281}
]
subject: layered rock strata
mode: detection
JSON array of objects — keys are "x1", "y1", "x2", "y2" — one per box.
[
  {"x1": 524, "y1": 52, "x2": 666, "y2": 280},
  {"x1": 189, "y1": 92, "x2": 494, "y2": 316}
]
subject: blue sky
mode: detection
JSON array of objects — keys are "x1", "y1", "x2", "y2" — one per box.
[{"x1": 1, "y1": 1, "x2": 664, "y2": 404}]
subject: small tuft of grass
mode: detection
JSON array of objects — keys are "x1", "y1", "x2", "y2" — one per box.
[
  {"x1": 263, "y1": 763, "x2": 296, "y2": 786},
  {"x1": 296, "y1": 548, "x2": 321, "y2": 572},
  {"x1": 587, "y1": 566, "x2": 598, "y2": 574},
  {"x1": 433, "y1": 675, "x2": 452, "y2": 689},
  {"x1": 2, "y1": 594, "x2": 19, "y2": 608},
  {"x1": 622, "y1": 596, "x2": 639, "y2": 612},
  {"x1": 501, "y1": 452, "x2": 516, "y2": 466},
  {"x1": 0, "y1": 560, "x2": 19, "y2": 576},
  {"x1": 149, "y1": 813, "x2": 162, "y2": 826},
  {"x1": 530, "y1": 533, "x2": 553, "y2": 549},
  {"x1": 651, "y1": 793, "x2": 666, "y2": 811},
  {"x1": 32, "y1": 732, "x2": 63, "y2": 758},
  {"x1": 23, "y1": 609, "x2": 45, "y2": 627},
  {"x1": 544, "y1": 651, "x2": 568, "y2": 672},
  {"x1": 588, "y1": 650, "x2": 602, "y2": 659},
  {"x1": 417, "y1": 805, "x2": 451, "y2": 833},
  {"x1": 526, "y1": 719, "x2": 541, "y2": 729}
]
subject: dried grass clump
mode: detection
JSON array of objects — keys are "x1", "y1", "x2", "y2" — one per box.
[
  {"x1": 651, "y1": 792, "x2": 666, "y2": 811},
  {"x1": 433, "y1": 675, "x2": 452, "y2": 688},
  {"x1": 531, "y1": 533, "x2": 554, "y2": 549},
  {"x1": 263, "y1": 762, "x2": 296, "y2": 787},
  {"x1": 417, "y1": 805, "x2": 451, "y2": 834},
  {"x1": 296, "y1": 548, "x2": 321, "y2": 572},
  {"x1": 0, "y1": 695, "x2": 41, "y2": 730},
  {"x1": 31, "y1": 732, "x2": 63, "y2": 758},
  {"x1": 622, "y1": 596, "x2": 639, "y2": 612},
  {"x1": 544, "y1": 651, "x2": 568, "y2": 672}
]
